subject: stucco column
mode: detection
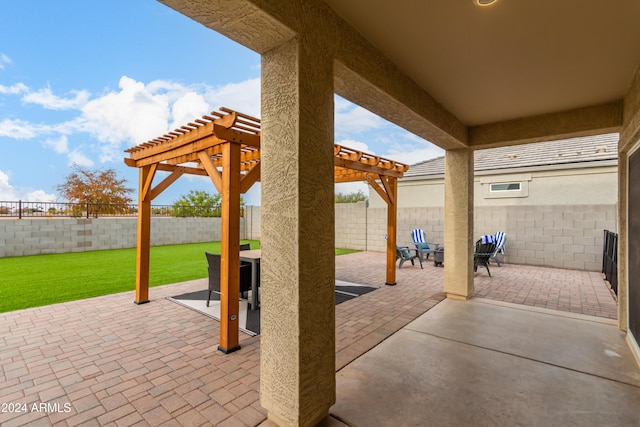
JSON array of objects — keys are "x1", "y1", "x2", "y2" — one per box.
[
  {"x1": 443, "y1": 148, "x2": 474, "y2": 299},
  {"x1": 260, "y1": 36, "x2": 336, "y2": 427}
]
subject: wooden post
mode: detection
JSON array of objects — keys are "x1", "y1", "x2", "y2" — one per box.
[
  {"x1": 135, "y1": 166, "x2": 153, "y2": 304},
  {"x1": 385, "y1": 177, "x2": 398, "y2": 286},
  {"x1": 218, "y1": 142, "x2": 242, "y2": 353}
]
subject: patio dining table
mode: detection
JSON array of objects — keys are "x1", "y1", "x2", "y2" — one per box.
[{"x1": 240, "y1": 249, "x2": 261, "y2": 310}]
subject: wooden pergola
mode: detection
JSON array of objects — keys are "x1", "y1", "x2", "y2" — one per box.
[{"x1": 124, "y1": 107, "x2": 408, "y2": 352}]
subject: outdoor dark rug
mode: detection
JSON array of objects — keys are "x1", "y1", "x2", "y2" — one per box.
[{"x1": 168, "y1": 281, "x2": 378, "y2": 336}]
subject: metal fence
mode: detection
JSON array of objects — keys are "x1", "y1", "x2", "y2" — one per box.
[
  {"x1": 0, "y1": 200, "x2": 231, "y2": 219},
  {"x1": 602, "y1": 229, "x2": 618, "y2": 296}
]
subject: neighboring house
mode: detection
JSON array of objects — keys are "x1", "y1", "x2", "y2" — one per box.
[{"x1": 368, "y1": 133, "x2": 619, "y2": 271}]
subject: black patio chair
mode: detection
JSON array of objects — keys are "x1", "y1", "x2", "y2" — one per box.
[
  {"x1": 239, "y1": 243, "x2": 251, "y2": 251},
  {"x1": 474, "y1": 239, "x2": 497, "y2": 276},
  {"x1": 396, "y1": 245, "x2": 423, "y2": 269},
  {"x1": 205, "y1": 252, "x2": 253, "y2": 307}
]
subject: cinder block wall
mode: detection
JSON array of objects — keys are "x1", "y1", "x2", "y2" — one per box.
[
  {"x1": 245, "y1": 205, "x2": 262, "y2": 240},
  {"x1": 358, "y1": 204, "x2": 615, "y2": 271},
  {"x1": 0, "y1": 217, "x2": 245, "y2": 257},
  {"x1": 335, "y1": 202, "x2": 367, "y2": 250},
  {"x1": 1, "y1": 204, "x2": 616, "y2": 271},
  {"x1": 475, "y1": 204, "x2": 617, "y2": 271},
  {"x1": 247, "y1": 203, "x2": 370, "y2": 250},
  {"x1": 365, "y1": 207, "x2": 445, "y2": 253}
]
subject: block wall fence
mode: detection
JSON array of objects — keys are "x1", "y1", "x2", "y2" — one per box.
[
  {"x1": 249, "y1": 203, "x2": 617, "y2": 272},
  {"x1": 0, "y1": 217, "x2": 244, "y2": 257},
  {"x1": 1, "y1": 204, "x2": 616, "y2": 271}
]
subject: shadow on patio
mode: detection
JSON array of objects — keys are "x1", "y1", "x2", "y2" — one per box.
[{"x1": 1, "y1": 251, "x2": 635, "y2": 426}]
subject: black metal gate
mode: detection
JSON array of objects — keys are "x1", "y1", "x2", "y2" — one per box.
[{"x1": 602, "y1": 229, "x2": 618, "y2": 296}]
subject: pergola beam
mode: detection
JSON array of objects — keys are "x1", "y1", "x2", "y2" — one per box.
[
  {"x1": 240, "y1": 162, "x2": 261, "y2": 194},
  {"x1": 124, "y1": 107, "x2": 408, "y2": 351},
  {"x1": 149, "y1": 167, "x2": 185, "y2": 201},
  {"x1": 198, "y1": 151, "x2": 223, "y2": 193},
  {"x1": 126, "y1": 120, "x2": 217, "y2": 160},
  {"x1": 334, "y1": 157, "x2": 405, "y2": 177},
  {"x1": 140, "y1": 164, "x2": 157, "y2": 201},
  {"x1": 130, "y1": 135, "x2": 227, "y2": 167},
  {"x1": 366, "y1": 174, "x2": 390, "y2": 205}
]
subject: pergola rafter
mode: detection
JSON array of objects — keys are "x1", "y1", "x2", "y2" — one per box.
[{"x1": 124, "y1": 107, "x2": 408, "y2": 352}]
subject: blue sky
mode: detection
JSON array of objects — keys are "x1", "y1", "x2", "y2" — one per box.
[{"x1": 0, "y1": 1, "x2": 443, "y2": 206}]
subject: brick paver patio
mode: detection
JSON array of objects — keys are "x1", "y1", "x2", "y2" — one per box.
[{"x1": 0, "y1": 252, "x2": 617, "y2": 426}]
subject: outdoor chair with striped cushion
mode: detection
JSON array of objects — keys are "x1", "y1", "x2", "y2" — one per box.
[
  {"x1": 411, "y1": 228, "x2": 440, "y2": 261},
  {"x1": 491, "y1": 231, "x2": 506, "y2": 266}
]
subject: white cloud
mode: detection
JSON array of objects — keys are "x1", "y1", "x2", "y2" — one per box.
[
  {"x1": 22, "y1": 87, "x2": 90, "y2": 110},
  {"x1": 0, "y1": 170, "x2": 16, "y2": 199},
  {"x1": 43, "y1": 135, "x2": 69, "y2": 154},
  {"x1": 2, "y1": 76, "x2": 262, "y2": 168},
  {"x1": 335, "y1": 98, "x2": 385, "y2": 138},
  {"x1": 0, "y1": 53, "x2": 11, "y2": 70},
  {"x1": 80, "y1": 76, "x2": 170, "y2": 161},
  {"x1": 336, "y1": 138, "x2": 373, "y2": 154},
  {"x1": 359, "y1": 126, "x2": 444, "y2": 166},
  {"x1": 0, "y1": 118, "x2": 41, "y2": 139},
  {"x1": 146, "y1": 79, "x2": 189, "y2": 95},
  {"x1": 382, "y1": 146, "x2": 444, "y2": 166},
  {"x1": 24, "y1": 189, "x2": 57, "y2": 203},
  {"x1": 0, "y1": 82, "x2": 28, "y2": 95},
  {"x1": 204, "y1": 78, "x2": 260, "y2": 118},
  {"x1": 68, "y1": 149, "x2": 94, "y2": 167},
  {"x1": 170, "y1": 91, "x2": 209, "y2": 130},
  {"x1": 0, "y1": 170, "x2": 56, "y2": 202}
]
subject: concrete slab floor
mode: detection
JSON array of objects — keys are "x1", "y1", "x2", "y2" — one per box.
[{"x1": 332, "y1": 298, "x2": 640, "y2": 427}]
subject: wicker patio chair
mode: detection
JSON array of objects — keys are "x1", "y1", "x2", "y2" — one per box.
[{"x1": 205, "y1": 252, "x2": 253, "y2": 307}]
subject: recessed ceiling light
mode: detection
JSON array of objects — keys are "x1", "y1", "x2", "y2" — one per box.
[{"x1": 477, "y1": 0, "x2": 497, "y2": 5}]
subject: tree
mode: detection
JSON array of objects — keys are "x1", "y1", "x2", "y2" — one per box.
[
  {"x1": 56, "y1": 165, "x2": 133, "y2": 217},
  {"x1": 171, "y1": 190, "x2": 245, "y2": 217},
  {"x1": 335, "y1": 190, "x2": 368, "y2": 203}
]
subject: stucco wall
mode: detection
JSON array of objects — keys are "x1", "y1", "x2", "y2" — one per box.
[
  {"x1": 0, "y1": 217, "x2": 246, "y2": 257},
  {"x1": 370, "y1": 165, "x2": 618, "y2": 208}
]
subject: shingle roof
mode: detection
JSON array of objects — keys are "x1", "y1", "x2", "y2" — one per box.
[{"x1": 404, "y1": 133, "x2": 619, "y2": 178}]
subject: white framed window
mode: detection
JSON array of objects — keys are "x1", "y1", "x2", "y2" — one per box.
[
  {"x1": 480, "y1": 174, "x2": 531, "y2": 199},
  {"x1": 490, "y1": 182, "x2": 521, "y2": 192}
]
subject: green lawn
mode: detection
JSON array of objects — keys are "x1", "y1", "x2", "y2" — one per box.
[
  {"x1": 334, "y1": 248, "x2": 360, "y2": 256},
  {"x1": 0, "y1": 242, "x2": 359, "y2": 313}
]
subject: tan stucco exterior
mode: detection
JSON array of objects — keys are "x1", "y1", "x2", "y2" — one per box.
[{"x1": 370, "y1": 163, "x2": 618, "y2": 208}]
